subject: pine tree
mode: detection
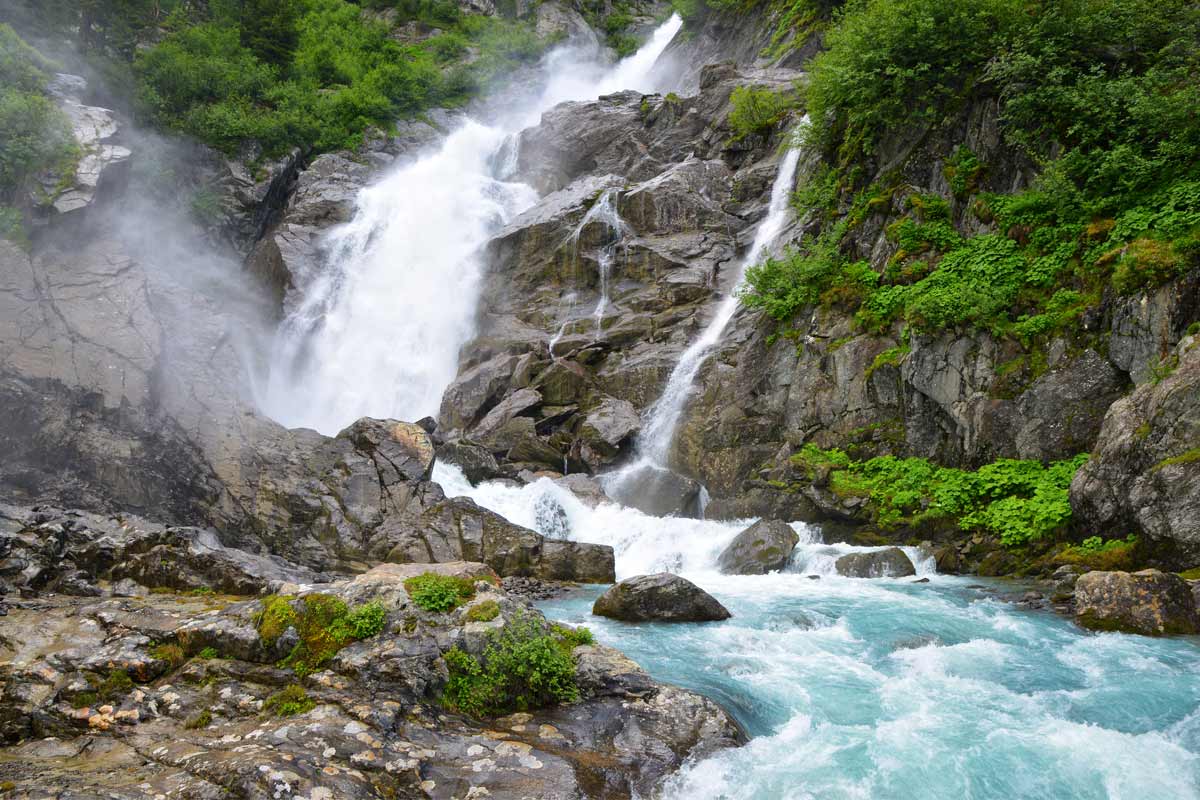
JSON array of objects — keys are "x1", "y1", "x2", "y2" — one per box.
[{"x1": 239, "y1": 0, "x2": 298, "y2": 69}]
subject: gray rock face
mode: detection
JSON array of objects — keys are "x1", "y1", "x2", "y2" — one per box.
[
  {"x1": 1074, "y1": 569, "x2": 1200, "y2": 635},
  {"x1": 593, "y1": 573, "x2": 732, "y2": 622},
  {"x1": 717, "y1": 519, "x2": 800, "y2": 574},
  {"x1": 0, "y1": 553, "x2": 744, "y2": 798},
  {"x1": 834, "y1": 548, "x2": 917, "y2": 578},
  {"x1": 1072, "y1": 335, "x2": 1200, "y2": 560}
]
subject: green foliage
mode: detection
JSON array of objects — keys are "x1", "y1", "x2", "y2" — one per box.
[
  {"x1": 727, "y1": 84, "x2": 799, "y2": 140},
  {"x1": 550, "y1": 623, "x2": 594, "y2": 648},
  {"x1": 0, "y1": 26, "x2": 78, "y2": 208},
  {"x1": 257, "y1": 593, "x2": 387, "y2": 676},
  {"x1": 264, "y1": 684, "x2": 315, "y2": 717},
  {"x1": 1057, "y1": 534, "x2": 1139, "y2": 571},
  {"x1": 442, "y1": 613, "x2": 581, "y2": 717},
  {"x1": 239, "y1": 0, "x2": 299, "y2": 67},
  {"x1": 405, "y1": 572, "x2": 477, "y2": 612},
  {"x1": 1152, "y1": 448, "x2": 1200, "y2": 472},
  {"x1": 197, "y1": 647, "x2": 220, "y2": 660},
  {"x1": 132, "y1": 0, "x2": 552, "y2": 156},
  {"x1": 749, "y1": 0, "x2": 1200, "y2": 341},
  {"x1": 791, "y1": 445, "x2": 1088, "y2": 545},
  {"x1": 465, "y1": 599, "x2": 501, "y2": 622},
  {"x1": 0, "y1": 207, "x2": 26, "y2": 246},
  {"x1": 804, "y1": 0, "x2": 1022, "y2": 159}
]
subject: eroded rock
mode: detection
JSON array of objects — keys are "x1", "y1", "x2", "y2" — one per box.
[{"x1": 592, "y1": 573, "x2": 732, "y2": 622}]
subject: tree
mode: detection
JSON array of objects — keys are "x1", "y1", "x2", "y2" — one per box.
[{"x1": 239, "y1": 0, "x2": 298, "y2": 68}]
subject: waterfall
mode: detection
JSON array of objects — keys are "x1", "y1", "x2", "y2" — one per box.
[
  {"x1": 570, "y1": 187, "x2": 630, "y2": 335},
  {"x1": 261, "y1": 16, "x2": 683, "y2": 435},
  {"x1": 606, "y1": 138, "x2": 805, "y2": 506}
]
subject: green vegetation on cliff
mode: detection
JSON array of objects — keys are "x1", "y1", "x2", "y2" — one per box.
[
  {"x1": 792, "y1": 445, "x2": 1088, "y2": 546},
  {"x1": 743, "y1": 0, "x2": 1200, "y2": 341},
  {"x1": 0, "y1": 24, "x2": 78, "y2": 242},
  {"x1": 255, "y1": 593, "x2": 387, "y2": 677},
  {"x1": 10, "y1": 0, "x2": 552, "y2": 158},
  {"x1": 134, "y1": 0, "x2": 549, "y2": 156}
]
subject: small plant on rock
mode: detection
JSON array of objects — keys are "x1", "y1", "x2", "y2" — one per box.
[
  {"x1": 184, "y1": 709, "x2": 213, "y2": 729},
  {"x1": 151, "y1": 643, "x2": 186, "y2": 668},
  {"x1": 404, "y1": 573, "x2": 477, "y2": 613},
  {"x1": 264, "y1": 684, "x2": 315, "y2": 717},
  {"x1": 465, "y1": 599, "x2": 501, "y2": 623},
  {"x1": 442, "y1": 613, "x2": 582, "y2": 718}
]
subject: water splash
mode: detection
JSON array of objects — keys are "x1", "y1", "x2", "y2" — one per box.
[
  {"x1": 262, "y1": 16, "x2": 683, "y2": 434},
  {"x1": 570, "y1": 187, "x2": 630, "y2": 335}
]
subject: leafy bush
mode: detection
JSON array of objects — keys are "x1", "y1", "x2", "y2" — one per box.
[
  {"x1": 405, "y1": 573, "x2": 477, "y2": 612},
  {"x1": 131, "y1": 0, "x2": 552, "y2": 157},
  {"x1": 197, "y1": 646, "x2": 220, "y2": 660},
  {"x1": 264, "y1": 684, "x2": 315, "y2": 717},
  {"x1": 728, "y1": 84, "x2": 799, "y2": 140},
  {"x1": 442, "y1": 613, "x2": 581, "y2": 717},
  {"x1": 1057, "y1": 534, "x2": 1139, "y2": 571},
  {"x1": 792, "y1": 445, "x2": 1088, "y2": 545}
]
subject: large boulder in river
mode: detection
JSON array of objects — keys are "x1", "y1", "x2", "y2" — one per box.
[
  {"x1": 834, "y1": 548, "x2": 916, "y2": 578},
  {"x1": 1074, "y1": 569, "x2": 1200, "y2": 636},
  {"x1": 593, "y1": 573, "x2": 731, "y2": 622},
  {"x1": 717, "y1": 519, "x2": 799, "y2": 575}
]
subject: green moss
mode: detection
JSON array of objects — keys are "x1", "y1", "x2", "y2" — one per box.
[
  {"x1": 184, "y1": 709, "x2": 213, "y2": 729},
  {"x1": 264, "y1": 684, "x2": 315, "y2": 717},
  {"x1": 197, "y1": 647, "x2": 220, "y2": 660},
  {"x1": 70, "y1": 691, "x2": 98, "y2": 709},
  {"x1": 465, "y1": 599, "x2": 501, "y2": 623},
  {"x1": 864, "y1": 343, "x2": 910, "y2": 379},
  {"x1": 255, "y1": 595, "x2": 298, "y2": 646},
  {"x1": 404, "y1": 573, "x2": 477, "y2": 613},
  {"x1": 1056, "y1": 535, "x2": 1140, "y2": 571},
  {"x1": 1152, "y1": 448, "x2": 1200, "y2": 472},
  {"x1": 151, "y1": 643, "x2": 186, "y2": 669},
  {"x1": 1177, "y1": 567, "x2": 1200, "y2": 580},
  {"x1": 258, "y1": 593, "x2": 388, "y2": 677}
]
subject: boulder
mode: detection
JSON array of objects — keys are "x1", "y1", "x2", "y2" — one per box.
[
  {"x1": 437, "y1": 439, "x2": 501, "y2": 484},
  {"x1": 834, "y1": 548, "x2": 916, "y2": 578},
  {"x1": 592, "y1": 573, "x2": 732, "y2": 622},
  {"x1": 1074, "y1": 569, "x2": 1200, "y2": 635},
  {"x1": 579, "y1": 397, "x2": 642, "y2": 469},
  {"x1": 716, "y1": 519, "x2": 799, "y2": 575}
]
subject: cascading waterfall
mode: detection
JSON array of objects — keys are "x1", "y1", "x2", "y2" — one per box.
[
  {"x1": 570, "y1": 187, "x2": 630, "y2": 335},
  {"x1": 605, "y1": 136, "x2": 804, "y2": 507},
  {"x1": 261, "y1": 16, "x2": 683, "y2": 434}
]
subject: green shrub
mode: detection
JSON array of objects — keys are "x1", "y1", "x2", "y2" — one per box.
[
  {"x1": 405, "y1": 573, "x2": 477, "y2": 612},
  {"x1": 334, "y1": 601, "x2": 387, "y2": 639},
  {"x1": 790, "y1": 446, "x2": 1088, "y2": 546},
  {"x1": 727, "y1": 84, "x2": 799, "y2": 140},
  {"x1": 550, "y1": 623, "x2": 594, "y2": 648},
  {"x1": 1057, "y1": 534, "x2": 1139, "y2": 571},
  {"x1": 264, "y1": 684, "x2": 315, "y2": 717},
  {"x1": 442, "y1": 613, "x2": 581, "y2": 717},
  {"x1": 197, "y1": 647, "x2": 220, "y2": 660}
]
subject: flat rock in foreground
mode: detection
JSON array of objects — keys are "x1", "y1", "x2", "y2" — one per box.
[{"x1": 592, "y1": 573, "x2": 732, "y2": 622}]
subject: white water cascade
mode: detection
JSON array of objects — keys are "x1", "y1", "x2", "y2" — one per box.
[
  {"x1": 606, "y1": 137, "x2": 804, "y2": 505},
  {"x1": 571, "y1": 187, "x2": 630, "y2": 335},
  {"x1": 261, "y1": 16, "x2": 683, "y2": 434}
]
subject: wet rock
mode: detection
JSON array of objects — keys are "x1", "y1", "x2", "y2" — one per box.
[
  {"x1": 437, "y1": 438, "x2": 502, "y2": 484},
  {"x1": 609, "y1": 466, "x2": 703, "y2": 518},
  {"x1": 574, "y1": 643, "x2": 655, "y2": 698},
  {"x1": 834, "y1": 548, "x2": 917, "y2": 578},
  {"x1": 716, "y1": 519, "x2": 799, "y2": 575},
  {"x1": 1074, "y1": 569, "x2": 1200, "y2": 635},
  {"x1": 553, "y1": 473, "x2": 612, "y2": 507},
  {"x1": 592, "y1": 573, "x2": 732, "y2": 622},
  {"x1": 1051, "y1": 564, "x2": 1086, "y2": 600},
  {"x1": 578, "y1": 397, "x2": 641, "y2": 469}
]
